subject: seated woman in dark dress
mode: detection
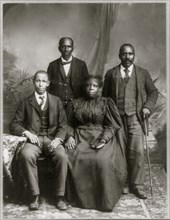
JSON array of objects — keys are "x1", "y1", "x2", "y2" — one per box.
[{"x1": 65, "y1": 75, "x2": 127, "y2": 212}]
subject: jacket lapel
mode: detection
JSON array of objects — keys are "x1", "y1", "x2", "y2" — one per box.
[
  {"x1": 59, "y1": 59, "x2": 67, "y2": 81},
  {"x1": 29, "y1": 93, "x2": 41, "y2": 113}
]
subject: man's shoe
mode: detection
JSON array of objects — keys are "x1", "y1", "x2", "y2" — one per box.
[
  {"x1": 56, "y1": 197, "x2": 68, "y2": 210},
  {"x1": 122, "y1": 186, "x2": 129, "y2": 194},
  {"x1": 132, "y1": 188, "x2": 147, "y2": 199},
  {"x1": 29, "y1": 195, "x2": 40, "y2": 210}
]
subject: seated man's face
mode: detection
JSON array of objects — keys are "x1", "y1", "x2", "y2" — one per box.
[{"x1": 34, "y1": 73, "x2": 50, "y2": 94}]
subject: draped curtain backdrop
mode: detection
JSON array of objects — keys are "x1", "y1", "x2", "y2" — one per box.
[
  {"x1": 3, "y1": 3, "x2": 166, "y2": 152},
  {"x1": 86, "y1": 4, "x2": 118, "y2": 76},
  {"x1": 3, "y1": 3, "x2": 118, "y2": 132}
]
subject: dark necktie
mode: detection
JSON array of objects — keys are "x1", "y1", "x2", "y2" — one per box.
[
  {"x1": 124, "y1": 68, "x2": 130, "y2": 83},
  {"x1": 39, "y1": 96, "x2": 45, "y2": 110}
]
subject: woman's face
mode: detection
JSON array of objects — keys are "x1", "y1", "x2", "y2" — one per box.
[{"x1": 85, "y1": 79, "x2": 100, "y2": 98}]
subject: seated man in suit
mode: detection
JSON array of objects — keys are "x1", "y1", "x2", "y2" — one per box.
[
  {"x1": 9, "y1": 70, "x2": 68, "y2": 211},
  {"x1": 47, "y1": 37, "x2": 89, "y2": 110}
]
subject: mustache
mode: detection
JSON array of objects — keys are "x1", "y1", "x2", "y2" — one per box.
[{"x1": 124, "y1": 59, "x2": 132, "y2": 62}]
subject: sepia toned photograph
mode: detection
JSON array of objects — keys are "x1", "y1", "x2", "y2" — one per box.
[{"x1": 1, "y1": 0, "x2": 169, "y2": 219}]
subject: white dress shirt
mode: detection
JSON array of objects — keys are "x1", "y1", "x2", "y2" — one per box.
[
  {"x1": 35, "y1": 91, "x2": 47, "y2": 110},
  {"x1": 61, "y1": 56, "x2": 72, "y2": 76},
  {"x1": 120, "y1": 64, "x2": 134, "y2": 79}
]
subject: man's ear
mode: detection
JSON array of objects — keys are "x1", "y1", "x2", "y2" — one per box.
[{"x1": 47, "y1": 81, "x2": 50, "y2": 87}]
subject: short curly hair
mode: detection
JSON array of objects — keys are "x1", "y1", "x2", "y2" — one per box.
[
  {"x1": 84, "y1": 75, "x2": 103, "y2": 88},
  {"x1": 33, "y1": 70, "x2": 49, "y2": 81}
]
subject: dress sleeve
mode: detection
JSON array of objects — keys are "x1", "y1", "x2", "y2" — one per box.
[{"x1": 99, "y1": 98, "x2": 123, "y2": 142}]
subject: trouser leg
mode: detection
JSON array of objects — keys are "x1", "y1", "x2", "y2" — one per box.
[
  {"x1": 50, "y1": 145, "x2": 68, "y2": 196},
  {"x1": 20, "y1": 142, "x2": 42, "y2": 196},
  {"x1": 121, "y1": 114, "x2": 145, "y2": 188}
]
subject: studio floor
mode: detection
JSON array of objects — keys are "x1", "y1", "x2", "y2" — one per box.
[{"x1": 3, "y1": 164, "x2": 167, "y2": 219}]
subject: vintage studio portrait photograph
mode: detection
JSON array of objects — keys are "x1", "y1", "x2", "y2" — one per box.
[{"x1": 1, "y1": 1, "x2": 169, "y2": 219}]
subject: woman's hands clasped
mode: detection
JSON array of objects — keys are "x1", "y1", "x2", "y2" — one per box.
[{"x1": 65, "y1": 136, "x2": 76, "y2": 150}]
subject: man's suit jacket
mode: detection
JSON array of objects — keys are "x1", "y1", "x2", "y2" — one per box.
[
  {"x1": 9, "y1": 93, "x2": 67, "y2": 141},
  {"x1": 47, "y1": 56, "x2": 89, "y2": 99},
  {"x1": 102, "y1": 64, "x2": 158, "y2": 127}
]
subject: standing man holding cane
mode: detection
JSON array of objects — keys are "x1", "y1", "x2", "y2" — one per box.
[{"x1": 103, "y1": 43, "x2": 158, "y2": 199}]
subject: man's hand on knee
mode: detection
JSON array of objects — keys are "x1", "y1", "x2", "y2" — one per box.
[
  {"x1": 23, "y1": 131, "x2": 41, "y2": 147},
  {"x1": 65, "y1": 136, "x2": 76, "y2": 150},
  {"x1": 48, "y1": 138, "x2": 63, "y2": 152}
]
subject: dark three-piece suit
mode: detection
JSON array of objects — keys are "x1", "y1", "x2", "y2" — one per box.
[
  {"x1": 103, "y1": 64, "x2": 158, "y2": 189},
  {"x1": 9, "y1": 93, "x2": 68, "y2": 197},
  {"x1": 47, "y1": 56, "x2": 89, "y2": 108}
]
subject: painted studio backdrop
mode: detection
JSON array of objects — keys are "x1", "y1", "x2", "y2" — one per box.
[{"x1": 3, "y1": 3, "x2": 166, "y2": 163}]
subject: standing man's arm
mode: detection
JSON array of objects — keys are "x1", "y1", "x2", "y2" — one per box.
[
  {"x1": 47, "y1": 62, "x2": 53, "y2": 92},
  {"x1": 77, "y1": 61, "x2": 89, "y2": 97},
  {"x1": 47, "y1": 62, "x2": 53, "y2": 80},
  {"x1": 82, "y1": 61, "x2": 89, "y2": 77},
  {"x1": 142, "y1": 71, "x2": 158, "y2": 118},
  {"x1": 102, "y1": 71, "x2": 111, "y2": 97}
]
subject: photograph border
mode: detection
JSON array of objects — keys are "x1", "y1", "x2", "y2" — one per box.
[{"x1": 0, "y1": 0, "x2": 169, "y2": 219}]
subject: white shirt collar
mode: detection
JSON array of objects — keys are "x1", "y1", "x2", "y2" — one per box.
[
  {"x1": 120, "y1": 64, "x2": 134, "y2": 78},
  {"x1": 34, "y1": 91, "x2": 47, "y2": 106},
  {"x1": 61, "y1": 55, "x2": 73, "y2": 63}
]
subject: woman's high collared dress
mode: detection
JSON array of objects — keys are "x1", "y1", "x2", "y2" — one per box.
[{"x1": 66, "y1": 96, "x2": 127, "y2": 211}]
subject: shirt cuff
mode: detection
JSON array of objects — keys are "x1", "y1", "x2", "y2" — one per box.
[
  {"x1": 22, "y1": 131, "x2": 29, "y2": 137},
  {"x1": 54, "y1": 137, "x2": 63, "y2": 143}
]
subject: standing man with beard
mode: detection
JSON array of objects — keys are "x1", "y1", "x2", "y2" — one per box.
[
  {"x1": 47, "y1": 37, "x2": 89, "y2": 110},
  {"x1": 102, "y1": 43, "x2": 158, "y2": 199}
]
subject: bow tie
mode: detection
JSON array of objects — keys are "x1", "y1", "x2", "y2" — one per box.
[{"x1": 61, "y1": 60, "x2": 72, "y2": 65}]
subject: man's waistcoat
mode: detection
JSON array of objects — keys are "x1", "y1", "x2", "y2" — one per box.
[
  {"x1": 39, "y1": 99, "x2": 49, "y2": 136},
  {"x1": 58, "y1": 63, "x2": 75, "y2": 103},
  {"x1": 117, "y1": 70, "x2": 137, "y2": 116}
]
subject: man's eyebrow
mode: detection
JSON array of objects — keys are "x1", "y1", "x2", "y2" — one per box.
[{"x1": 122, "y1": 52, "x2": 134, "y2": 54}]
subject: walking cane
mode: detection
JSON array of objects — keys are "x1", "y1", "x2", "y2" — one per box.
[{"x1": 144, "y1": 116, "x2": 153, "y2": 196}]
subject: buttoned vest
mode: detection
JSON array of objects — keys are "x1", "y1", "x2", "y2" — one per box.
[
  {"x1": 59, "y1": 63, "x2": 75, "y2": 103},
  {"x1": 117, "y1": 69, "x2": 137, "y2": 116},
  {"x1": 39, "y1": 98, "x2": 49, "y2": 136}
]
